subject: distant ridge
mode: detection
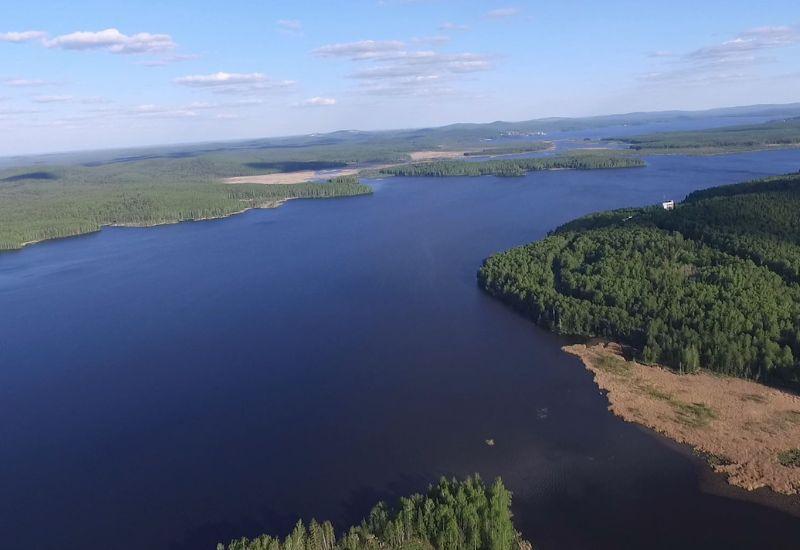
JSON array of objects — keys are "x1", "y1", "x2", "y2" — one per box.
[{"x1": 4, "y1": 102, "x2": 800, "y2": 168}]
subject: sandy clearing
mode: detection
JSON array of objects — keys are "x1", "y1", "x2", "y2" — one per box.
[
  {"x1": 222, "y1": 151, "x2": 467, "y2": 185},
  {"x1": 408, "y1": 150, "x2": 466, "y2": 161},
  {"x1": 564, "y1": 342, "x2": 800, "y2": 495},
  {"x1": 222, "y1": 168, "x2": 360, "y2": 185}
]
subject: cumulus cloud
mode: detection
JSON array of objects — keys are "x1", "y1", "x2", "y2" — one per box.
[
  {"x1": 686, "y1": 26, "x2": 800, "y2": 64},
  {"x1": 174, "y1": 71, "x2": 295, "y2": 95},
  {"x1": 486, "y1": 7, "x2": 520, "y2": 19},
  {"x1": 642, "y1": 24, "x2": 800, "y2": 85},
  {"x1": 43, "y1": 28, "x2": 176, "y2": 54},
  {"x1": 315, "y1": 37, "x2": 494, "y2": 97},
  {"x1": 349, "y1": 52, "x2": 491, "y2": 79},
  {"x1": 0, "y1": 30, "x2": 47, "y2": 43},
  {"x1": 295, "y1": 97, "x2": 337, "y2": 107},
  {"x1": 313, "y1": 40, "x2": 406, "y2": 60}
]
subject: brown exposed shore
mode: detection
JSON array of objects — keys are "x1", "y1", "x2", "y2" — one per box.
[
  {"x1": 221, "y1": 151, "x2": 469, "y2": 185},
  {"x1": 564, "y1": 342, "x2": 800, "y2": 495}
]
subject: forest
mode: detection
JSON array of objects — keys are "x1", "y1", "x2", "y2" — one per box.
[
  {"x1": 381, "y1": 155, "x2": 645, "y2": 177},
  {"x1": 462, "y1": 143, "x2": 551, "y2": 156},
  {"x1": 0, "y1": 156, "x2": 372, "y2": 251},
  {"x1": 218, "y1": 476, "x2": 530, "y2": 550},
  {"x1": 616, "y1": 117, "x2": 800, "y2": 154},
  {"x1": 478, "y1": 172, "x2": 800, "y2": 388}
]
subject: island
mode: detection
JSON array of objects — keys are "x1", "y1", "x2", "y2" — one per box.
[
  {"x1": 217, "y1": 476, "x2": 532, "y2": 550},
  {"x1": 380, "y1": 154, "x2": 646, "y2": 177},
  {"x1": 478, "y1": 172, "x2": 800, "y2": 493}
]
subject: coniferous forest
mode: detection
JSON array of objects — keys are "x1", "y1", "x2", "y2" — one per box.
[
  {"x1": 218, "y1": 476, "x2": 529, "y2": 550},
  {"x1": 0, "y1": 158, "x2": 372, "y2": 251},
  {"x1": 478, "y1": 172, "x2": 800, "y2": 388},
  {"x1": 380, "y1": 155, "x2": 645, "y2": 177}
]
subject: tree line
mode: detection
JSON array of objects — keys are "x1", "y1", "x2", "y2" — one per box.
[
  {"x1": 380, "y1": 155, "x2": 645, "y2": 178},
  {"x1": 218, "y1": 476, "x2": 530, "y2": 550}
]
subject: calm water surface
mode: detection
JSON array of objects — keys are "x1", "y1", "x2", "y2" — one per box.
[{"x1": 2, "y1": 150, "x2": 800, "y2": 549}]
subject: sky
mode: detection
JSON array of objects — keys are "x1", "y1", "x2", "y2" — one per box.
[{"x1": 1, "y1": 0, "x2": 799, "y2": 155}]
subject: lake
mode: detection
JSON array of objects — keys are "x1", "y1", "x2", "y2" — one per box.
[{"x1": 2, "y1": 149, "x2": 800, "y2": 549}]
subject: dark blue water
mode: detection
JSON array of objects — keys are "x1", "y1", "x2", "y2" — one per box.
[{"x1": 2, "y1": 150, "x2": 800, "y2": 550}]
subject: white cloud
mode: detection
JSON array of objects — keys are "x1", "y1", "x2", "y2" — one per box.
[
  {"x1": 686, "y1": 26, "x2": 800, "y2": 64},
  {"x1": 3, "y1": 78, "x2": 55, "y2": 87},
  {"x1": 0, "y1": 30, "x2": 47, "y2": 43},
  {"x1": 411, "y1": 35, "x2": 450, "y2": 46},
  {"x1": 349, "y1": 52, "x2": 492, "y2": 79},
  {"x1": 174, "y1": 71, "x2": 295, "y2": 95},
  {"x1": 313, "y1": 40, "x2": 406, "y2": 60},
  {"x1": 29, "y1": 94, "x2": 109, "y2": 105},
  {"x1": 0, "y1": 107, "x2": 41, "y2": 116},
  {"x1": 137, "y1": 54, "x2": 200, "y2": 67},
  {"x1": 43, "y1": 28, "x2": 176, "y2": 54},
  {"x1": 438, "y1": 22, "x2": 469, "y2": 32},
  {"x1": 486, "y1": 7, "x2": 520, "y2": 19},
  {"x1": 32, "y1": 94, "x2": 73, "y2": 103},
  {"x1": 315, "y1": 36, "x2": 495, "y2": 97},
  {"x1": 296, "y1": 97, "x2": 337, "y2": 107},
  {"x1": 642, "y1": 24, "x2": 800, "y2": 86},
  {"x1": 126, "y1": 104, "x2": 199, "y2": 118},
  {"x1": 175, "y1": 72, "x2": 269, "y2": 87},
  {"x1": 277, "y1": 19, "x2": 303, "y2": 35}
]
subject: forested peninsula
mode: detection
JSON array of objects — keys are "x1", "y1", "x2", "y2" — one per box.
[
  {"x1": 0, "y1": 159, "x2": 372, "y2": 251},
  {"x1": 381, "y1": 155, "x2": 645, "y2": 177},
  {"x1": 478, "y1": 172, "x2": 800, "y2": 493},
  {"x1": 218, "y1": 476, "x2": 532, "y2": 550},
  {"x1": 479, "y1": 172, "x2": 800, "y2": 386}
]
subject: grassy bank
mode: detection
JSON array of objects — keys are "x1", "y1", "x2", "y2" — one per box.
[{"x1": 565, "y1": 342, "x2": 800, "y2": 495}]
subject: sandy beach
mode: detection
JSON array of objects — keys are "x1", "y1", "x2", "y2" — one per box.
[{"x1": 221, "y1": 150, "x2": 469, "y2": 185}]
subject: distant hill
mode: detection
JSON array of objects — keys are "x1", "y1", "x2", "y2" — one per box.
[
  {"x1": 4, "y1": 102, "x2": 800, "y2": 169},
  {"x1": 615, "y1": 117, "x2": 800, "y2": 154}
]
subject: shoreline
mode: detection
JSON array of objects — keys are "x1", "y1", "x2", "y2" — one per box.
[
  {"x1": 564, "y1": 342, "x2": 800, "y2": 495},
  {"x1": 9, "y1": 200, "x2": 286, "y2": 253}
]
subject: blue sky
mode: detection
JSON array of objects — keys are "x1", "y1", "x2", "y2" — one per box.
[{"x1": 1, "y1": 0, "x2": 799, "y2": 155}]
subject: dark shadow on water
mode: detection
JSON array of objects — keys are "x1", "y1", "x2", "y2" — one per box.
[{"x1": 170, "y1": 508, "x2": 295, "y2": 550}]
